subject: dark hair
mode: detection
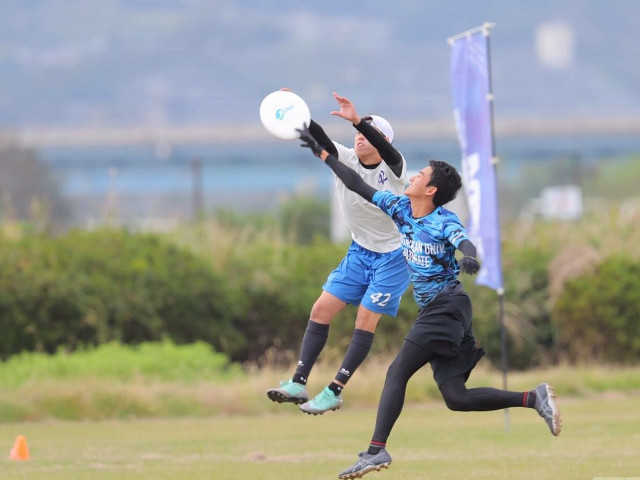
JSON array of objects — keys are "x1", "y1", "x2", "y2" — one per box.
[{"x1": 427, "y1": 159, "x2": 462, "y2": 206}]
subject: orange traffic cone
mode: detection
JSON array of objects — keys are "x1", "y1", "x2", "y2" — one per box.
[{"x1": 9, "y1": 435, "x2": 30, "y2": 460}]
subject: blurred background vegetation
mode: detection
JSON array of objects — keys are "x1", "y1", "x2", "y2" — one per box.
[
  {"x1": 0, "y1": 141, "x2": 639, "y2": 422},
  {"x1": 1, "y1": 141, "x2": 639, "y2": 370}
]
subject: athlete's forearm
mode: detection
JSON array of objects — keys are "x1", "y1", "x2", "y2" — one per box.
[
  {"x1": 309, "y1": 119, "x2": 338, "y2": 156},
  {"x1": 322, "y1": 152, "x2": 376, "y2": 202},
  {"x1": 458, "y1": 239, "x2": 477, "y2": 259}
]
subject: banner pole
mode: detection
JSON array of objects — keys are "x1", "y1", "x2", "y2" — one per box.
[
  {"x1": 484, "y1": 25, "x2": 510, "y2": 433},
  {"x1": 499, "y1": 290, "x2": 509, "y2": 431},
  {"x1": 448, "y1": 24, "x2": 506, "y2": 430},
  {"x1": 485, "y1": 25, "x2": 499, "y2": 168}
]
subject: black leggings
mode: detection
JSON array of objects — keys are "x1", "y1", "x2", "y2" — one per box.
[{"x1": 371, "y1": 340, "x2": 526, "y2": 444}]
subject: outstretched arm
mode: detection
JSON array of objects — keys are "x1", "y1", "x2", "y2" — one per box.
[
  {"x1": 308, "y1": 119, "x2": 338, "y2": 156},
  {"x1": 324, "y1": 154, "x2": 376, "y2": 202},
  {"x1": 298, "y1": 127, "x2": 376, "y2": 202}
]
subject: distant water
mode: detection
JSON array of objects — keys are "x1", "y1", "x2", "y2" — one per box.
[{"x1": 40, "y1": 134, "x2": 640, "y2": 215}]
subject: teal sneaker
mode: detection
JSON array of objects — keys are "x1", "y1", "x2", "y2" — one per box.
[
  {"x1": 266, "y1": 380, "x2": 309, "y2": 404},
  {"x1": 299, "y1": 386, "x2": 342, "y2": 415},
  {"x1": 532, "y1": 383, "x2": 562, "y2": 436},
  {"x1": 338, "y1": 449, "x2": 392, "y2": 479}
]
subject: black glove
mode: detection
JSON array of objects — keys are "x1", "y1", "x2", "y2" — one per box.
[
  {"x1": 460, "y1": 256, "x2": 480, "y2": 275},
  {"x1": 297, "y1": 124, "x2": 324, "y2": 156}
]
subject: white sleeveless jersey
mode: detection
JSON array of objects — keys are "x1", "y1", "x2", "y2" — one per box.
[{"x1": 332, "y1": 141, "x2": 407, "y2": 253}]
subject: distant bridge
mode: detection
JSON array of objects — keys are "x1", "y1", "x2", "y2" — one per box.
[{"x1": 3, "y1": 115, "x2": 640, "y2": 149}]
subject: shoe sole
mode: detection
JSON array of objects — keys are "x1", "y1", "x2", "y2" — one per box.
[
  {"x1": 544, "y1": 384, "x2": 562, "y2": 436},
  {"x1": 266, "y1": 390, "x2": 308, "y2": 405},
  {"x1": 300, "y1": 403, "x2": 342, "y2": 415},
  {"x1": 338, "y1": 462, "x2": 390, "y2": 479}
]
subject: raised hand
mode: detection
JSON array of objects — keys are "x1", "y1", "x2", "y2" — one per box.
[{"x1": 330, "y1": 92, "x2": 360, "y2": 124}]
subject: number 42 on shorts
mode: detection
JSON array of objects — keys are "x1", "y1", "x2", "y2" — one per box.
[{"x1": 370, "y1": 292, "x2": 391, "y2": 307}]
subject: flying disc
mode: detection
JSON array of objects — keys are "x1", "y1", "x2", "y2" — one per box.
[{"x1": 259, "y1": 90, "x2": 311, "y2": 140}]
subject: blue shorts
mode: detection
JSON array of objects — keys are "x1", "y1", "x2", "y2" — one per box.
[{"x1": 323, "y1": 241, "x2": 410, "y2": 316}]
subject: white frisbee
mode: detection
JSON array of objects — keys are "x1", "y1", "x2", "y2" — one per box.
[{"x1": 259, "y1": 90, "x2": 311, "y2": 140}]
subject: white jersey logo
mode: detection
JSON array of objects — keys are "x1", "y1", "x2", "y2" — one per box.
[{"x1": 377, "y1": 170, "x2": 389, "y2": 186}]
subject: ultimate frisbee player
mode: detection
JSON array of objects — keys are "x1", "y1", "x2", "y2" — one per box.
[
  {"x1": 297, "y1": 127, "x2": 562, "y2": 479},
  {"x1": 267, "y1": 92, "x2": 411, "y2": 415}
]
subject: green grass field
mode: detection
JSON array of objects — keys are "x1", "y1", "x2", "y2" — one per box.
[
  {"x1": 2, "y1": 393, "x2": 639, "y2": 480},
  {"x1": 2, "y1": 345, "x2": 640, "y2": 479}
]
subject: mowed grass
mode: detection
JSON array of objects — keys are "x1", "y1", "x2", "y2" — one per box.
[
  {"x1": 2, "y1": 345, "x2": 640, "y2": 478},
  {"x1": 1, "y1": 393, "x2": 639, "y2": 480}
]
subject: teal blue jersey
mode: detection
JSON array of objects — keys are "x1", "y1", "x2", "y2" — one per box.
[{"x1": 372, "y1": 191, "x2": 470, "y2": 308}]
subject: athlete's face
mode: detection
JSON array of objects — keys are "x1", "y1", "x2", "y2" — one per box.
[
  {"x1": 406, "y1": 166, "x2": 436, "y2": 199},
  {"x1": 354, "y1": 128, "x2": 388, "y2": 160}
]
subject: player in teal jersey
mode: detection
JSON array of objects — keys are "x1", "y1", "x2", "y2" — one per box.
[{"x1": 297, "y1": 127, "x2": 562, "y2": 479}]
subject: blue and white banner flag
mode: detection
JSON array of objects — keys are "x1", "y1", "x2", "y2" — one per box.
[{"x1": 450, "y1": 28, "x2": 503, "y2": 292}]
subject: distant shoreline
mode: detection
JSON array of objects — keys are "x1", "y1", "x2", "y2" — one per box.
[{"x1": 4, "y1": 115, "x2": 640, "y2": 149}]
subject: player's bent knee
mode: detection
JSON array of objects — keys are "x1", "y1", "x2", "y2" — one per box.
[
  {"x1": 442, "y1": 396, "x2": 466, "y2": 411},
  {"x1": 439, "y1": 379, "x2": 474, "y2": 412}
]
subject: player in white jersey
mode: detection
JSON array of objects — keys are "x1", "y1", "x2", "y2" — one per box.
[{"x1": 267, "y1": 92, "x2": 411, "y2": 415}]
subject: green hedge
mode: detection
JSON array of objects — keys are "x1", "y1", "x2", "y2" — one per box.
[
  {"x1": 465, "y1": 242, "x2": 556, "y2": 370},
  {"x1": 0, "y1": 229, "x2": 237, "y2": 359},
  {"x1": 1, "y1": 214, "x2": 639, "y2": 369},
  {"x1": 552, "y1": 255, "x2": 640, "y2": 363}
]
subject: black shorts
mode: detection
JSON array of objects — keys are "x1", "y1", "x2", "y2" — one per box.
[{"x1": 404, "y1": 281, "x2": 485, "y2": 387}]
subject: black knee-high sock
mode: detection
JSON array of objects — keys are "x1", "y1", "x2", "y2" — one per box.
[
  {"x1": 293, "y1": 320, "x2": 329, "y2": 385},
  {"x1": 331, "y1": 329, "x2": 375, "y2": 394}
]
